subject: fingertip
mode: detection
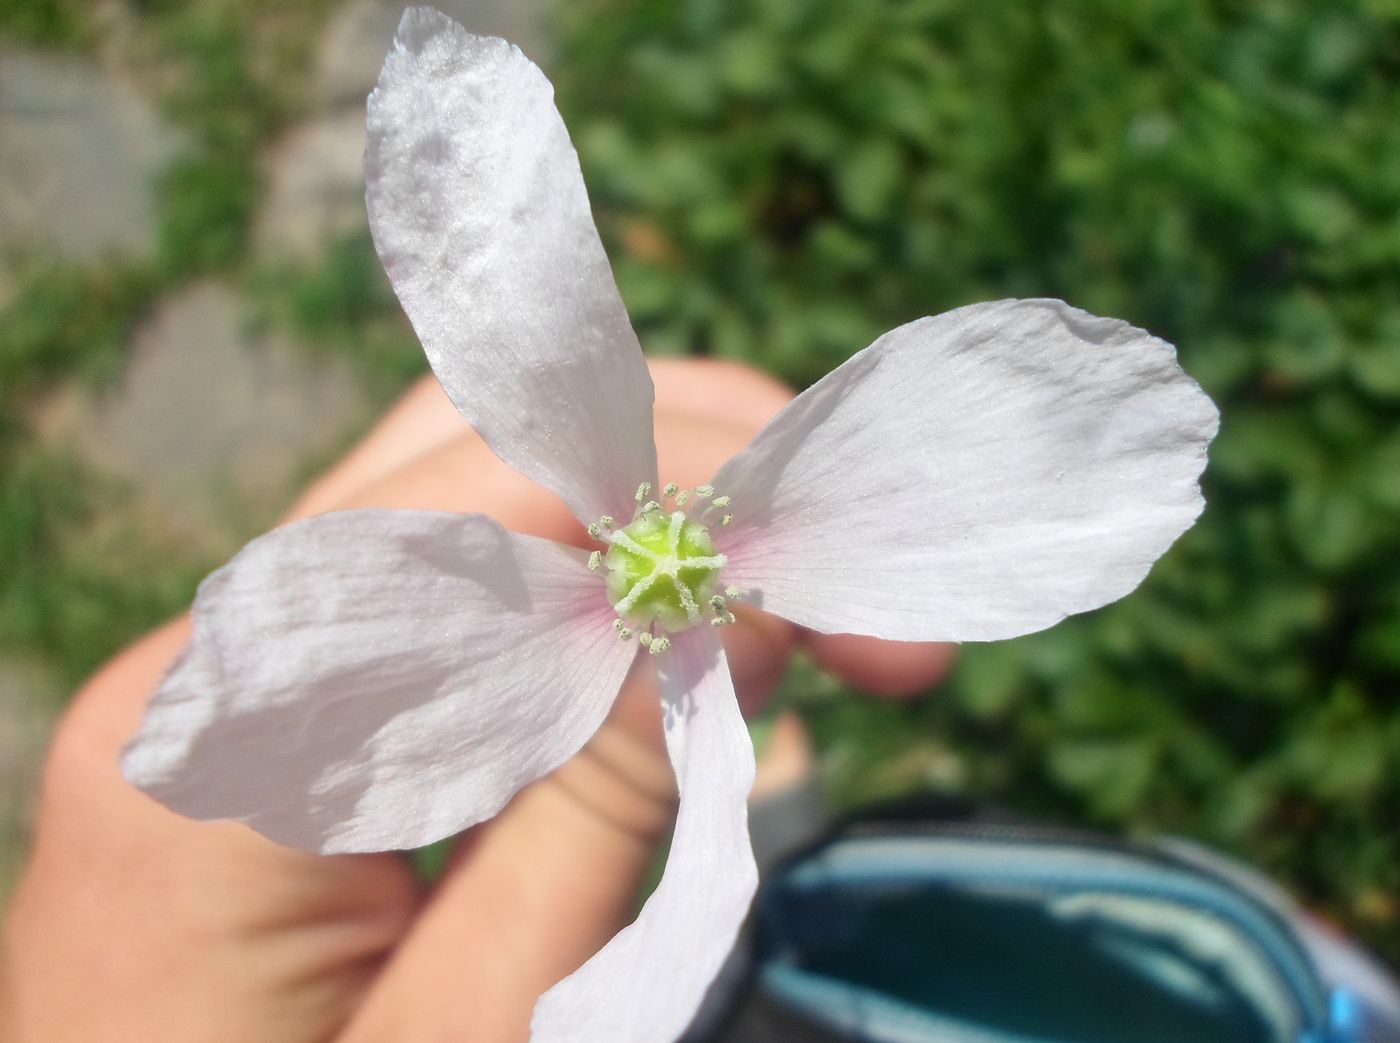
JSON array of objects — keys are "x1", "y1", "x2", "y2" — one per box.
[
  {"x1": 801, "y1": 631, "x2": 956, "y2": 698},
  {"x1": 722, "y1": 607, "x2": 796, "y2": 717},
  {"x1": 648, "y1": 357, "x2": 794, "y2": 430}
]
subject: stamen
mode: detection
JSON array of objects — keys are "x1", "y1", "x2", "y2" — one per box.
[
  {"x1": 638, "y1": 632, "x2": 653, "y2": 648},
  {"x1": 612, "y1": 618, "x2": 633, "y2": 640},
  {"x1": 675, "y1": 581, "x2": 701, "y2": 624},
  {"x1": 587, "y1": 522, "x2": 603, "y2": 538},
  {"x1": 588, "y1": 550, "x2": 603, "y2": 571},
  {"x1": 721, "y1": 514, "x2": 733, "y2": 526},
  {"x1": 600, "y1": 516, "x2": 614, "y2": 529},
  {"x1": 602, "y1": 480, "x2": 732, "y2": 637},
  {"x1": 724, "y1": 586, "x2": 743, "y2": 599},
  {"x1": 648, "y1": 635, "x2": 671, "y2": 655},
  {"x1": 711, "y1": 496, "x2": 730, "y2": 509}
]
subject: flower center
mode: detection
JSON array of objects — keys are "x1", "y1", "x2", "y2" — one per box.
[{"x1": 586, "y1": 483, "x2": 740, "y2": 653}]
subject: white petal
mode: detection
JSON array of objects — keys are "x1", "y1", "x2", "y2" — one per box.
[
  {"x1": 366, "y1": 8, "x2": 656, "y2": 525},
  {"x1": 531, "y1": 628, "x2": 757, "y2": 1043},
  {"x1": 122, "y1": 510, "x2": 633, "y2": 854},
  {"x1": 712, "y1": 299, "x2": 1219, "y2": 642}
]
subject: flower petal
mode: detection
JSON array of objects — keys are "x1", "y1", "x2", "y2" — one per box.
[
  {"x1": 531, "y1": 627, "x2": 757, "y2": 1042},
  {"x1": 712, "y1": 299, "x2": 1219, "y2": 642},
  {"x1": 122, "y1": 510, "x2": 633, "y2": 854},
  {"x1": 366, "y1": 8, "x2": 656, "y2": 525}
]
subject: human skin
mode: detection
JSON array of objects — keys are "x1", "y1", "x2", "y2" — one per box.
[{"x1": 0, "y1": 358, "x2": 953, "y2": 1042}]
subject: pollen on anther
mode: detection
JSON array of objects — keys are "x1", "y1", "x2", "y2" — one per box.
[
  {"x1": 709, "y1": 594, "x2": 727, "y2": 611},
  {"x1": 635, "y1": 482, "x2": 652, "y2": 502},
  {"x1": 600, "y1": 515, "x2": 614, "y2": 529},
  {"x1": 587, "y1": 523, "x2": 603, "y2": 538},
  {"x1": 663, "y1": 482, "x2": 679, "y2": 498},
  {"x1": 695, "y1": 484, "x2": 714, "y2": 499},
  {"x1": 642, "y1": 499, "x2": 661, "y2": 514},
  {"x1": 588, "y1": 550, "x2": 603, "y2": 570},
  {"x1": 724, "y1": 586, "x2": 743, "y2": 599},
  {"x1": 649, "y1": 636, "x2": 671, "y2": 655},
  {"x1": 638, "y1": 632, "x2": 653, "y2": 648},
  {"x1": 721, "y1": 514, "x2": 733, "y2": 526},
  {"x1": 711, "y1": 496, "x2": 731, "y2": 509}
]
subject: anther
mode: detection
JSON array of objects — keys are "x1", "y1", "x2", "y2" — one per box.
[
  {"x1": 641, "y1": 500, "x2": 661, "y2": 515},
  {"x1": 638, "y1": 632, "x2": 653, "y2": 648},
  {"x1": 635, "y1": 482, "x2": 652, "y2": 502},
  {"x1": 588, "y1": 551, "x2": 603, "y2": 570},
  {"x1": 711, "y1": 496, "x2": 731, "y2": 509},
  {"x1": 724, "y1": 586, "x2": 743, "y2": 599},
  {"x1": 709, "y1": 594, "x2": 727, "y2": 611},
  {"x1": 599, "y1": 516, "x2": 614, "y2": 529},
  {"x1": 648, "y1": 636, "x2": 671, "y2": 655},
  {"x1": 721, "y1": 514, "x2": 733, "y2": 526},
  {"x1": 618, "y1": 627, "x2": 632, "y2": 640},
  {"x1": 695, "y1": 484, "x2": 714, "y2": 499},
  {"x1": 587, "y1": 523, "x2": 603, "y2": 538},
  {"x1": 663, "y1": 482, "x2": 679, "y2": 498}
]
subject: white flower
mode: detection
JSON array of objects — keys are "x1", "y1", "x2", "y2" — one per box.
[{"x1": 121, "y1": 8, "x2": 1219, "y2": 1042}]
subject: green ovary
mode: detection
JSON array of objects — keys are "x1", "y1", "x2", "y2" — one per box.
[{"x1": 603, "y1": 511, "x2": 725, "y2": 632}]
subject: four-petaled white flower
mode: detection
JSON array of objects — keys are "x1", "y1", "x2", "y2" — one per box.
[{"x1": 122, "y1": 8, "x2": 1219, "y2": 1043}]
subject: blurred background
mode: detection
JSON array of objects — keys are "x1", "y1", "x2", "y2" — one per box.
[{"x1": 1, "y1": 0, "x2": 1397, "y2": 966}]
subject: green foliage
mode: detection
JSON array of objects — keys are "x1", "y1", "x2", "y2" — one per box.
[
  {"x1": 151, "y1": 9, "x2": 286, "y2": 274},
  {"x1": 0, "y1": 262, "x2": 160, "y2": 409},
  {"x1": 249, "y1": 230, "x2": 427, "y2": 397},
  {"x1": 0, "y1": 0, "x2": 317, "y2": 688},
  {"x1": 0, "y1": 0, "x2": 91, "y2": 47},
  {"x1": 559, "y1": 0, "x2": 1400, "y2": 958},
  {"x1": 0, "y1": 450, "x2": 211, "y2": 691}
]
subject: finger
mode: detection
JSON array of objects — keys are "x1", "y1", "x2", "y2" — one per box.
[
  {"x1": 2, "y1": 621, "x2": 421, "y2": 1043},
  {"x1": 649, "y1": 356, "x2": 795, "y2": 428},
  {"x1": 285, "y1": 357, "x2": 794, "y2": 526},
  {"x1": 287, "y1": 375, "x2": 468, "y2": 522},
  {"x1": 801, "y1": 630, "x2": 957, "y2": 697}
]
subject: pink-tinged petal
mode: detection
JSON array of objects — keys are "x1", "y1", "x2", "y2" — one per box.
[
  {"x1": 122, "y1": 510, "x2": 633, "y2": 854},
  {"x1": 712, "y1": 299, "x2": 1219, "y2": 642},
  {"x1": 366, "y1": 8, "x2": 656, "y2": 525},
  {"x1": 531, "y1": 628, "x2": 757, "y2": 1043}
]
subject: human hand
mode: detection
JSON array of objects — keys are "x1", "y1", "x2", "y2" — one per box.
[{"x1": 0, "y1": 358, "x2": 953, "y2": 1042}]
